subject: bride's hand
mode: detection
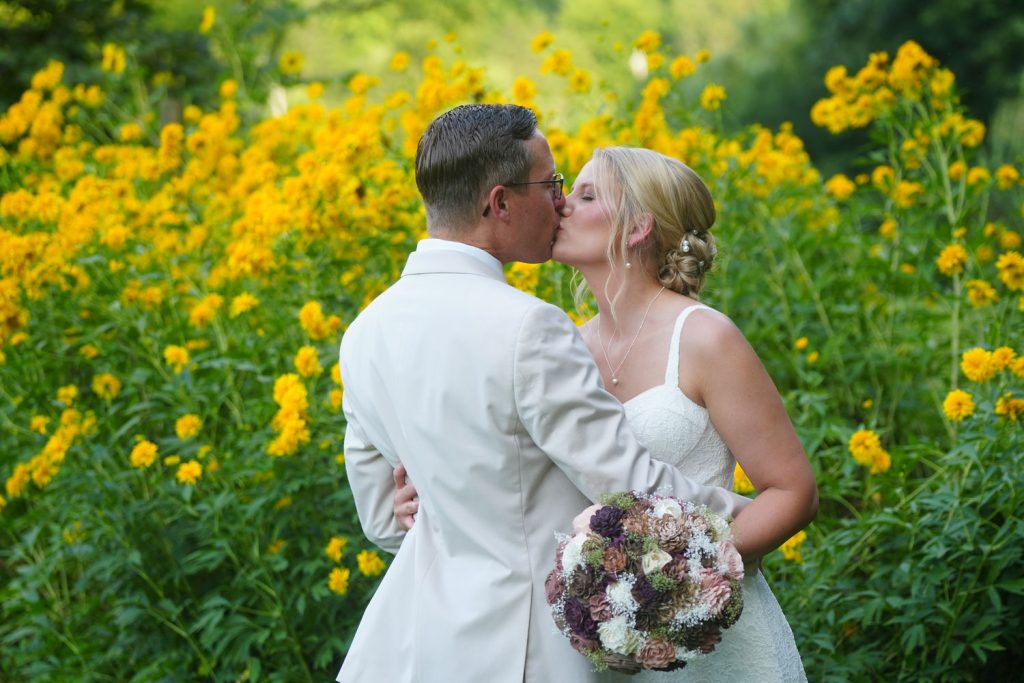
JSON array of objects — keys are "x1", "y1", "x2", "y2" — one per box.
[
  {"x1": 572, "y1": 504, "x2": 602, "y2": 535},
  {"x1": 393, "y1": 464, "x2": 419, "y2": 531}
]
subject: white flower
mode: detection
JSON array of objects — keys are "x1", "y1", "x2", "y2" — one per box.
[
  {"x1": 642, "y1": 548, "x2": 673, "y2": 575},
  {"x1": 652, "y1": 498, "x2": 683, "y2": 519},
  {"x1": 598, "y1": 615, "x2": 639, "y2": 656},
  {"x1": 561, "y1": 533, "x2": 589, "y2": 576},
  {"x1": 606, "y1": 578, "x2": 639, "y2": 615}
]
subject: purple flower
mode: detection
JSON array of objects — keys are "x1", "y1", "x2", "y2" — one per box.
[
  {"x1": 564, "y1": 597, "x2": 599, "y2": 639},
  {"x1": 590, "y1": 505, "x2": 625, "y2": 538},
  {"x1": 632, "y1": 574, "x2": 662, "y2": 609}
]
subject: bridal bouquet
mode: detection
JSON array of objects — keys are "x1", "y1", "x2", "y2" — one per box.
[{"x1": 546, "y1": 491, "x2": 744, "y2": 673}]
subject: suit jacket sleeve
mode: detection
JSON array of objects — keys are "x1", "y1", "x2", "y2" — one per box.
[
  {"x1": 513, "y1": 303, "x2": 750, "y2": 520},
  {"x1": 342, "y1": 391, "x2": 406, "y2": 554}
]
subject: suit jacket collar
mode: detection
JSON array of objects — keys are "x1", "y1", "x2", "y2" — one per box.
[{"x1": 401, "y1": 248, "x2": 507, "y2": 283}]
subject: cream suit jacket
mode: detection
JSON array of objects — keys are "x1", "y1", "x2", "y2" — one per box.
[{"x1": 336, "y1": 246, "x2": 750, "y2": 683}]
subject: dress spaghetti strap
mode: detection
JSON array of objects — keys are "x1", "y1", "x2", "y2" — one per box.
[{"x1": 664, "y1": 305, "x2": 713, "y2": 385}]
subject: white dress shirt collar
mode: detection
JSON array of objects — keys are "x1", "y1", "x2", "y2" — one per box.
[{"x1": 416, "y1": 238, "x2": 503, "y2": 277}]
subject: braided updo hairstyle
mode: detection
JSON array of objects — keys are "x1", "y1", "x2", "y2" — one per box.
[{"x1": 592, "y1": 147, "x2": 717, "y2": 298}]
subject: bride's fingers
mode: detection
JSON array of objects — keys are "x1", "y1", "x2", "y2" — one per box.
[{"x1": 393, "y1": 463, "x2": 408, "y2": 490}]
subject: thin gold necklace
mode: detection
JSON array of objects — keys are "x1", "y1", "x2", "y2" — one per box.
[{"x1": 596, "y1": 286, "x2": 666, "y2": 387}]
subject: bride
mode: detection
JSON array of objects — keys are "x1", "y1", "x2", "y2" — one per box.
[{"x1": 396, "y1": 147, "x2": 817, "y2": 681}]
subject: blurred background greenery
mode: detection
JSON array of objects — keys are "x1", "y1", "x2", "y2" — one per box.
[{"x1": 3, "y1": 0, "x2": 1023, "y2": 173}]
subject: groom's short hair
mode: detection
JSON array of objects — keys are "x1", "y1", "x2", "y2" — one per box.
[{"x1": 415, "y1": 104, "x2": 537, "y2": 233}]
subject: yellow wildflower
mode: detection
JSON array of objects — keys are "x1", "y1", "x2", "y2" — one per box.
[
  {"x1": 164, "y1": 455, "x2": 181, "y2": 467},
  {"x1": 268, "y1": 539, "x2": 286, "y2": 555},
  {"x1": 57, "y1": 385, "x2": 77, "y2": 406},
  {"x1": 219, "y1": 79, "x2": 237, "y2": 99},
  {"x1": 176, "y1": 460, "x2": 202, "y2": 485},
  {"x1": 995, "y1": 164, "x2": 1020, "y2": 190},
  {"x1": 806, "y1": 351, "x2": 820, "y2": 364},
  {"x1": 530, "y1": 31, "x2": 555, "y2": 53},
  {"x1": 995, "y1": 393, "x2": 1024, "y2": 422},
  {"x1": 669, "y1": 56, "x2": 695, "y2": 79},
  {"x1": 199, "y1": 6, "x2": 215, "y2": 34},
  {"x1": 357, "y1": 549, "x2": 387, "y2": 577},
  {"x1": 700, "y1": 84, "x2": 726, "y2": 111},
  {"x1": 967, "y1": 167, "x2": 991, "y2": 186},
  {"x1": 79, "y1": 343, "x2": 100, "y2": 359},
  {"x1": 512, "y1": 77, "x2": 537, "y2": 105},
  {"x1": 101, "y1": 43, "x2": 126, "y2": 75},
  {"x1": 229, "y1": 293, "x2": 260, "y2": 317},
  {"x1": 568, "y1": 68, "x2": 592, "y2": 93},
  {"x1": 328, "y1": 567, "x2": 350, "y2": 595},
  {"x1": 936, "y1": 244, "x2": 968, "y2": 276},
  {"x1": 164, "y1": 345, "x2": 190, "y2": 374},
  {"x1": 848, "y1": 429, "x2": 891, "y2": 474},
  {"x1": 878, "y1": 218, "x2": 897, "y2": 239},
  {"x1": 733, "y1": 463, "x2": 754, "y2": 494},
  {"x1": 92, "y1": 372, "x2": 122, "y2": 400},
  {"x1": 991, "y1": 347, "x2": 1016, "y2": 371},
  {"x1": 942, "y1": 389, "x2": 975, "y2": 421},
  {"x1": 279, "y1": 51, "x2": 304, "y2": 75},
  {"x1": 540, "y1": 49, "x2": 572, "y2": 76},
  {"x1": 30, "y1": 416, "x2": 50, "y2": 434},
  {"x1": 189, "y1": 294, "x2": 223, "y2": 327},
  {"x1": 960, "y1": 347, "x2": 997, "y2": 383},
  {"x1": 390, "y1": 52, "x2": 410, "y2": 72},
  {"x1": 825, "y1": 174, "x2": 856, "y2": 200},
  {"x1": 1011, "y1": 357, "x2": 1024, "y2": 379},
  {"x1": 294, "y1": 346, "x2": 323, "y2": 378},
  {"x1": 779, "y1": 531, "x2": 807, "y2": 562},
  {"x1": 175, "y1": 414, "x2": 202, "y2": 440},
  {"x1": 966, "y1": 279, "x2": 999, "y2": 308},
  {"x1": 996, "y1": 251, "x2": 1023, "y2": 290},
  {"x1": 634, "y1": 31, "x2": 661, "y2": 53},
  {"x1": 695, "y1": 49, "x2": 711, "y2": 63},
  {"x1": 130, "y1": 440, "x2": 158, "y2": 469},
  {"x1": 325, "y1": 536, "x2": 348, "y2": 563}
]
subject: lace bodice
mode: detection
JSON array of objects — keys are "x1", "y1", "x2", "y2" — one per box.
[{"x1": 623, "y1": 305, "x2": 735, "y2": 490}]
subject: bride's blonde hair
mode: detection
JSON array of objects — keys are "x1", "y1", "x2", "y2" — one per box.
[{"x1": 573, "y1": 147, "x2": 718, "y2": 320}]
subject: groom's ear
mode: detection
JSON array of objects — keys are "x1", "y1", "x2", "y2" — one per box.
[
  {"x1": 627, "y1": 215, "x2": 654, "y2": 248},
  {"x1": 484, "y1": 185, "x2": 513, "y2": 222}
]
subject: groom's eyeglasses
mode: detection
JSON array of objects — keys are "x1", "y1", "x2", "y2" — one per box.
[
  {"x1": 483, "y1": 173, "x2": 565, "y2": 216},
  {"x1": 505, "y1": 173, "x2": 565, "y2": 201}
]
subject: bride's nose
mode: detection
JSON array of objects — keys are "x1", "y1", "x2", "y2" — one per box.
[{"x1": 558, "y1": 202, "x2": 572, "y2": 218}]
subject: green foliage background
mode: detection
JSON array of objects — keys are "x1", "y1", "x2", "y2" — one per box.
[{"x1": 1, "y1": 2, "x2": 1023, "y2": 681}]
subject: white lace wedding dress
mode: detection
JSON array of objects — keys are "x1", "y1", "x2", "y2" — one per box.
[{"x1": 607, "y1": 304, "x2": 806, "y2": 682}]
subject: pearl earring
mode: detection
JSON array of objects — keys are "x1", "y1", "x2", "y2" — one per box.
[
  {"x1": 682, "y1": 239, "x2": 691, "y2": 253},
  {"x1": 625, "y1": 261, "x2": 632, "y2": 269}
]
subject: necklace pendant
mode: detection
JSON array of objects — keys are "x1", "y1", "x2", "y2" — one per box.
[{"x1": 611, "y1": 377, "x2": 619, "y2": 386}]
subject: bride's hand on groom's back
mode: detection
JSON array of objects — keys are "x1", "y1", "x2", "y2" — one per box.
[{"x1": 393, "y1": 464, "x2": 419, "y2": 530}]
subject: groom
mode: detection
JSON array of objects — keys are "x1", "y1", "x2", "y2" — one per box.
[{"x1": 337, "y1": 104, "x2": 750, "y2": 682}]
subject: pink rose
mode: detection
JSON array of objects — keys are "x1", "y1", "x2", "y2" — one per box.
[
  {"x1": 545, "y1": 568, "x2": 565, "y2": 605},
  {"x1": 717, "y1": 541, "x2": 744, "y2": 581},
  {"x1": 589, "y1": 592, "x2": 614, "y2": 621},
  {"x1": 636, "y1": 637, "x2": 677, "y2": 670},
  {"x1": 699, "y1": 568, "x2": 731, "y2": 615}
]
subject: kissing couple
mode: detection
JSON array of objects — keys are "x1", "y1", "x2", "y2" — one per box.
[{"x1": 337, "y1": 104, "x2": 817, "y2": 682}]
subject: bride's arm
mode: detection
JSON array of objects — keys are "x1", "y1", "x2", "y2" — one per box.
[{"x1": 682, "y1": 310, "x2": 818, "y2": 560}]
